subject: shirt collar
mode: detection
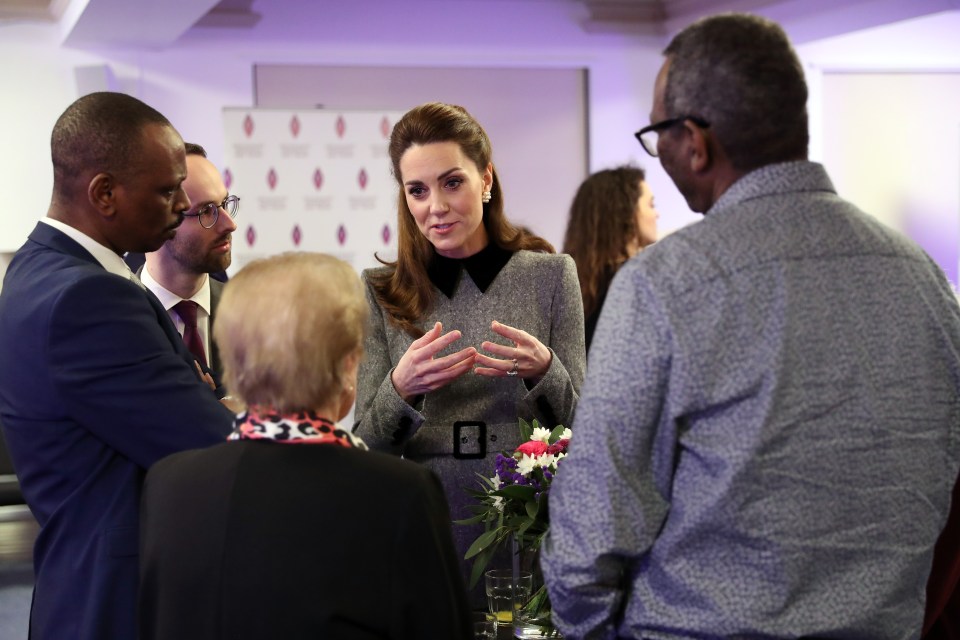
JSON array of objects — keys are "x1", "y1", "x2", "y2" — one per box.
[
  {"x1": 141, "y1": 266, "x2": 212, "y2": 316},
  {"x1": 707, "y1": 161, "x2": 836, "y2": 218},
  {"x1": 40, "y1": 218, "x2": 134, "y2": 281},
  {"x1": 427, "y1": 242, "x2": 513, "y2": 298}
]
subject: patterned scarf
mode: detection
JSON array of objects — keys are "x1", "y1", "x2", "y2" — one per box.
[{"x1": 228, "y1": 407, "x2": 368, "y2": 450}]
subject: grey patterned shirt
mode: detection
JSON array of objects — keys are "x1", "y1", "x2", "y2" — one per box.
[{"x1": 542, "y1": 161, "x2": 960, "y2": 639}]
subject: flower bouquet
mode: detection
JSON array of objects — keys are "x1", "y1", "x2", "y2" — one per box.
[{"x1": 458, "y1": 418, "x2": 570, "y2": 638}]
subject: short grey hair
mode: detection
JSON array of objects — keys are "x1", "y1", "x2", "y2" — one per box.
[{"x1": 663, "y1": 13, "x2": 809, "y2": 172}]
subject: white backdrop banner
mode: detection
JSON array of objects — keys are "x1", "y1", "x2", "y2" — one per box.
[{"x1": 222, "y1": 108, "x2": 403, "y2": 275}]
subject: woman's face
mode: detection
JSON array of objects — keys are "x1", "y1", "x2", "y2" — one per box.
[
  {"x1": 399, "y1": 141, "x2": 492, "y2": 259},
  {"x1": 635, "y1": 180, "x2": 659, "y2": 249}
]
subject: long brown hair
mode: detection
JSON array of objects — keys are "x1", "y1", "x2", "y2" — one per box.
[
  {"x1": 562, "y1": 165, "x2": 646, "y2": 319},
  {"x1": 369, "y1": 102, "x2": 553, "y2": 337}
]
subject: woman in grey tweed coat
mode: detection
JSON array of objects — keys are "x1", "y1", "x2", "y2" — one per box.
[{"x1": 354, "y1": 103, "x2": 585, "y2": 605}]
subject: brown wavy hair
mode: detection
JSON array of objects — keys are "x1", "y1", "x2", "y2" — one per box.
[
  {"x1": 368, "y1": 102, "x2": 553, "y2": 337},
  {"x1": 562, "y1": 165, "x2": 647, "y2": 319}
]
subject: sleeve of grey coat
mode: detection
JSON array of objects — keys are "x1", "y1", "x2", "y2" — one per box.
[
  {"x1": 353, "y1": 273, "x2": 426, "y2": 454},
  {"x1": 520, "y1": 254, "x2": 585, "y2": 429}
]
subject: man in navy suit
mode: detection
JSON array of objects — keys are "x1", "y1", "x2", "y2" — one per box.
[
  {"x1": 138, "y1": 142, "x2": 238, "y2": 393},
  {"x1": 0, "y1": 92, "x2": 235, "y2": 640}
]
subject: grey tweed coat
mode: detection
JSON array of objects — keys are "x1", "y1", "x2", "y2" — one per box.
[{"x1": 355, "y1": 250, "x2": 585, "y2": 601}]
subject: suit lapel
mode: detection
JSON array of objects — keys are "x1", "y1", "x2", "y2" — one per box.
[{"x1": 32, "y1": 223, "x2": 200, "y2": 373}]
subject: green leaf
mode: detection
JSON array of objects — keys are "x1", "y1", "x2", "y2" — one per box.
[
  {"x1": 497, "y1": 485, "x2": 537, "y2": 500},
  {"x1": 525, "y1": 499, "x2": 540, "y2": 519},
  {"x1": 520, "y1": 418, "x2": 537, "y2": 442},
  {"x1": 517, "y1": 518, "x2": 532, "y2": 537},
  {"x1": 549, "y1": 424, "x2": 566, "y2": 443},
  {"x1": 468, "y1": 543, "x2": 497, "y2": 589},
  {"x1": 464, "y1": 528, "x2": 499, "y2": 560},
  {"x1": 453, "y1": 513, "x2": 487, "y2": 525}
]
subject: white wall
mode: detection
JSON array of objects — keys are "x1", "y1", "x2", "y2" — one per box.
[
  {"x1": 2, "y1": 2, "x2": 959, "y2": 285},
  {"x1": 0, "y1": 0, "x2": 691, "y2": 259},
  {"x1": 797, "y1": 10, "x2": 960, "y2": 284}
]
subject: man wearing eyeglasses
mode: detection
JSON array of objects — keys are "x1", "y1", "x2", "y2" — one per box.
[
  {"x1": 138, "y1": 143, "x2": 239, "y2": 396},
  {"x1": 544, "y1": 13, "x2": 960, "y2": 640}
]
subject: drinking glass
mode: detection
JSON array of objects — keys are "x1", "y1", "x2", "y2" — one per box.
[
  {"x1": 471, "y1": 610, "x2": 497, "y2": 639},
  {"x1": 485, "y1": 569, "x2": 532, "y2": 624}
]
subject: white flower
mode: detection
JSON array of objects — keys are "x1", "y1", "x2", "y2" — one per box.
[
  {"x1": 492, "y1": 496, "x2": 505, "y2": 512},
  {"x1": 561, "y1": 428, "x2": 572, "y2": 440},
  {"x1": 531, "y1": 426, "x2": 552, "y2": 443},
  {"x1": 537, "y1": 453, "x2": 558, "y2": 469},
  {"x1": 490, "y1": 473, "x2": 503, "y2": 489},
  {"x1": 516, "y1": 453, "x2": 537, "y2": 476}
]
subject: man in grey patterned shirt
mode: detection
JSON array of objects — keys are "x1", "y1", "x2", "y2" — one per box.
[{"x1": 543, "y1": 13, "x2": 960, "y2": 640}]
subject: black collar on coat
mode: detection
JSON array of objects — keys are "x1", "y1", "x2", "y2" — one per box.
[{"x1": 427, "y1": 243, "x2": 513, "y2": 298}]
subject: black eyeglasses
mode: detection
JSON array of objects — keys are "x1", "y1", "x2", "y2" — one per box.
[
  {"x1": 635, "y1": 115, "x2": 710, "y2": 157},
  {"x1": 182, "y1": 195, "x2": 240, "y2": 229}
]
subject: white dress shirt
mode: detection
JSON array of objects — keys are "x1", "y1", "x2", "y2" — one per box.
[
  {"x1": 40, "y1": 218, "x2": 141, "y2": 285},
  {"x1": 140, "y1": 266, "x2": 212, "y2": 356}
]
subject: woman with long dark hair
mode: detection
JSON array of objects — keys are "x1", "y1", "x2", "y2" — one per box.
[{"x1": 355, "y1": 102, "x2": 585, "y2": 603}]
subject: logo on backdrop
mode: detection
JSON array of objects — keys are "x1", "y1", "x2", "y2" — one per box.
[{"x1": 225, "y1": 109, "x2": 400, "y2": 271}]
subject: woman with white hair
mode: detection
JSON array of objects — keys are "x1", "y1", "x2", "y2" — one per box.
[{"x1": 138, "y1": 252, "x2": 470, "y2": 640}]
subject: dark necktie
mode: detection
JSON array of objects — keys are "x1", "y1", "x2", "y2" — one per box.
[{"x1": 173, "y1": 300, "x2": 208, "y2": 368}]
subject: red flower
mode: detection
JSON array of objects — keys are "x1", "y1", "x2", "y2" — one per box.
[
  {"x1": 516, "y1": 440, "x2": 549, "y2": 456},
  {"x1": 546, "y1": 439, "x2": 570, "y2": 455}
]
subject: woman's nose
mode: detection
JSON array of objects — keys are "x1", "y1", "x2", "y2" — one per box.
[{"x1": 429, "y1": 194, "x2": 449, "y2": 214}]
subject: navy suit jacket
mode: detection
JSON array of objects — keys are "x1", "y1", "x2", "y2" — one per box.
[{"x1": 0, "y1": 222, "x2": 234, "y2": 640}]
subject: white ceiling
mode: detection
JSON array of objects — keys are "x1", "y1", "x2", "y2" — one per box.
[{"x1": 2, "y1": 0, "x2": 959, "y2": 49}]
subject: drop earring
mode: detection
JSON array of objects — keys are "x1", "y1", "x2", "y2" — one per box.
[{"x1": 481, "y1": 190, "x2": 492, "y2": 204}]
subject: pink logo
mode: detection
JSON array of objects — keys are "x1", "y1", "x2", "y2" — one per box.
[
  {"x1": 223, "y1": 168, "x2": 233, "y2": 190},
  {"x1": 292, "y1": 225, "x2": 302, "y2": 247},
  {"x1": 243, "y1": 114, "x2": 254, "y2": 138},
  {"x1": 267, "y1": 168, "x2": 277, "y2": 190},
  {"x1": 337, "y1": 224, "x2": 347, "y2": 246},
  {"x1": 245, "y1": 225, "x2": 256, "y2": 247},
  {"x1": 335, "y1": 115, "x2": 346, "y2": 139},
  {"x1": 358, "y1": 168, "x2": 368, "y2": 190},
  {"x1": 380, "y1": 116, "x2": 390, "y2": 138},
  {"x1": 381, "y1": 224, "x2": 391, "y2": 245},
  {"x1": 313, "y1": 168, "x2": 323, "y2": 191},
  {"x1": 290, "y1": 115, "x2": 301, "y2": 138}
]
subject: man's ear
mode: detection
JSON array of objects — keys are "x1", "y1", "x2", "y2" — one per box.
[
  {"x1": 88, "y1": 172, "x2": 118, "y2": 219},
  {"x1": 685, "y1": 121, "x2": 711, "y2": 174}
]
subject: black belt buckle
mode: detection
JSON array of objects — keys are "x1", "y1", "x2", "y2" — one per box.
[{"x1": 453, "y1": 421, "x2": 486, "y2": 459}]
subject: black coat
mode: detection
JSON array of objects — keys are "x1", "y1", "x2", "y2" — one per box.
[{"x1": 139, "y1": 440, "x2": 472, "y2": 640}]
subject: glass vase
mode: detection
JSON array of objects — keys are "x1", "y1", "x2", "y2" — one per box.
[{"x1": 511, "y1": 535, "x2": 563, "y2": 639}]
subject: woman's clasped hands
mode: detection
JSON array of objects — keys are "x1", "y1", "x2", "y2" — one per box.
[{"x1": 390, "y1": 320, "x2": 553, "y2": 402}]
